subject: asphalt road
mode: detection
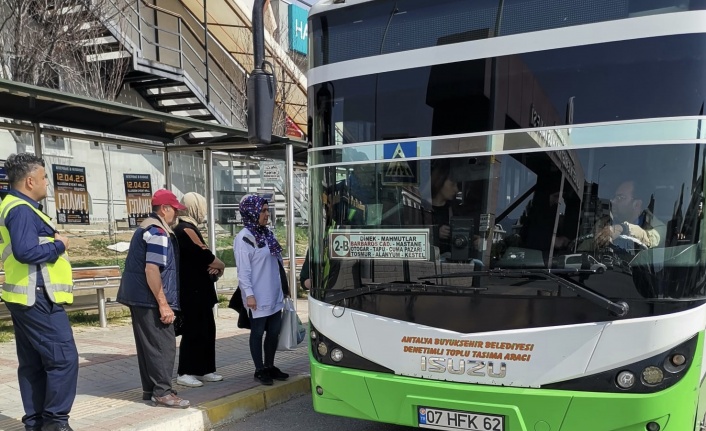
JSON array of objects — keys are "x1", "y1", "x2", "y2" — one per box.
[{"x1": 217, "y1": 393, "x2": 414, "y2": 431}]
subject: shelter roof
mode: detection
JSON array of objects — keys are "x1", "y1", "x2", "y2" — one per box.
[{"x1": 0, "y1": 78, "x2": 244, "y2": 143}]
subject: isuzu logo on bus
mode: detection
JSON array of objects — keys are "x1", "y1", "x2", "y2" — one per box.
[{"x1": 421, "y1": 357, "x2": 507, "y2": 378}]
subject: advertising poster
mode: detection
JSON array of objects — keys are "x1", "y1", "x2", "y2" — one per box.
[
  {"x1": 53, "y1": 164, "x2": 90, "y2": 225},
  {"x1": 217, "y1": 190, "x2": 246, "y2": 225},
  {"x1": 124, "y1": 174, "x2": 152, "y2": 228},
  {"x1": 0, "y1": 160, "x2": 9, "y2": 199}
]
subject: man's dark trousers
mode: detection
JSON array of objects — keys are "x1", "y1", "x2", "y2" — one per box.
[{"x1": 6, "y1": 286, "x2": 79, "y2": 429}]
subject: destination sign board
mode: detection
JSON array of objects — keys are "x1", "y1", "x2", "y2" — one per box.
[{"x1": 329, "y1": 229, "x2": 430, "y2": 260}]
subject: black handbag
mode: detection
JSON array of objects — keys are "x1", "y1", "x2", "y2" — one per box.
[
  {"x1": 228, "y1": 287, "x2": 251, "y2": 329},
  {"x1": 173, "y1": 312, "x2": 185, "y2": 336},
  {"x1": 278, "y1": 260, "x2": 290, "y2": 297},
  {"x1": 228, "y1": 287, "x2": 245, "y2": 313},
  {"x1": 228, "y1": 259, "x2": 288, "y2": 330}
]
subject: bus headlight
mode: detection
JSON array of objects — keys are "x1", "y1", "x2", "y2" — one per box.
[
  {"x1": 544, "y1": 335, "x2": 696, "y2": 393},
  {"x1": 331, "y1": 348, "x2": 344, "y2": 362},
  {"x1": 664, "y1": 353, "x2": 687, "y2": 374},
  {"x1": 641, "y1": 366, "x2": 664, "y2": 386},
  {"x1": 309, "y1": 324, "x2": 393, "y2": 374},
  {"x1": 670, "y1": 354, "x2": 686, "y2": 366},
  {"x1": 616, "y1": 371, "x2": 635, "y2": 389}
]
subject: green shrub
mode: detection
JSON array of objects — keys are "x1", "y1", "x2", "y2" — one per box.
[
  {"x1": 217, "y1": 294, "x2": 229, "y2": 308},
  {"x1": 0, "y1": 320, "x2": 14, "y2": 343}
]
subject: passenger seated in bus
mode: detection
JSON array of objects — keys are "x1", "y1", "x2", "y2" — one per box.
[
  {"x1": 333, "y1": 153, "x2": 379, "y2": 227},
  {"x1": 430, "y1": 160, "x2": 460, "y2": 256},
  {"x1": 595, "y1": 180, "x2": 665, "y2": 250}
]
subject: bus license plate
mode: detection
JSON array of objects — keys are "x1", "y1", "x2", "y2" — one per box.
[{"x1": 418, "y1": 407, "x2": 504, "y2": 431}]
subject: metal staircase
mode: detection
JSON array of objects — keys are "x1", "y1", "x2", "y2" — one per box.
[
  {"x1": 77, "y1": 0, "x2": 310, "y2": 222},
  {"x1": 99, "y1": 0, "x2": 247, "y2": 127}
]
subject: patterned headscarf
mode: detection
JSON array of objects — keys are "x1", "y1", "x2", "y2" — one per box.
[{"x1": 239, "y1": 194, "x2": 282, "y2": 256}]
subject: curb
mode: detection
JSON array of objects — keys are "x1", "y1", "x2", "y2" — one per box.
[
  {"x1": 122, "y1": 376, "x2": 311, "y2": 431},
  {"x1": 201, "y1": 375, "x2": 312, "y2": 428}
]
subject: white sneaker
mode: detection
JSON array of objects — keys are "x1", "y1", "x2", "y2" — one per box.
[
  {"x1": 198, "y1": 373, "x2": 223, "y2": 382},
  {"x1": 177, "y1": 374, "x2": 203, "y2": 387}
]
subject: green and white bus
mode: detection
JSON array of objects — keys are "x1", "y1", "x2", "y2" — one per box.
[{"x1": 305, "y1": 1, "x2": 706, "y2": 430}]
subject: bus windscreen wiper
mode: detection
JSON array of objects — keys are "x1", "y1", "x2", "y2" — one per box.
[
  {"x1": 418, "y1": 269, "x2": 629, "y2": 317},
  {"x1": 324, "y1": 282, "x2": 487, "y2": 303}
]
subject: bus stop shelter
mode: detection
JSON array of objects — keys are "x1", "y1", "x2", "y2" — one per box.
[{"x1": 0, "y1": 78, "x2": 308, "y2": 304}]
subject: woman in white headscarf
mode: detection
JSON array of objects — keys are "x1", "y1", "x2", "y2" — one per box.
[{"x1": 173, "y1": 192, "x2": 226, "y2": 388}]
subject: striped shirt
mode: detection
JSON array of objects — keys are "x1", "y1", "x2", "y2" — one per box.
[{"x1": 143, "y1": 226, "x2": 169, "y2": 268}]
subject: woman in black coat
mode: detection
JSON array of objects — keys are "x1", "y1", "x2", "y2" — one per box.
[{"x1": 174, "y1": 192, "x2": 225, "y2": 388}]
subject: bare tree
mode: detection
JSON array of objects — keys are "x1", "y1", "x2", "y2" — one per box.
[
  {"x1": 0, "y1": 0, "x2": 131, "y2": 236},
  {"x1": 271, "y1": 60, "x2": 307, "y2": 138},
  {"x1": 1, "y1": 0, "x2": 131, "y2": 151},
  {"x1": 0, "y1": 0, "x2": 129, "y2": 98}
]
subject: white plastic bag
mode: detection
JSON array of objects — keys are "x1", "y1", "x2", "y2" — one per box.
[{"x1": 277, "y1": 298, "x2": 306, "y2": 351}]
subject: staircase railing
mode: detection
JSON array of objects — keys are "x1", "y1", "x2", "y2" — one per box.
[
  {"x1": 100, "y1": 0, "x2": 247, "y2": 127},
  {"x1": 293, "y1": 171, "x2": 309, "y2": 221},
  {"x1": 267, "y1": 167, "x2": 308, "y2": 224}
]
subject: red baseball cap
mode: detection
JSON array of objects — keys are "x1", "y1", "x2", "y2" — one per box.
[{"x1": 152, "y1": 189, "x2": 187, "y2": 210}]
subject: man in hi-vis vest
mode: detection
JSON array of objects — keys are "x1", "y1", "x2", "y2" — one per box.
[{"x1": 0, "y1": 153, "x2": 76, "y2": 431}]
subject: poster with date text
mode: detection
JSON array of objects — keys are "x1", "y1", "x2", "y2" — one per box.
[
  {"x1": 53, "y1": 164, "x2": 90, "y2": 225},
  {"x1": 124, "y1": 174, "x2": 153, "y2": 228}
]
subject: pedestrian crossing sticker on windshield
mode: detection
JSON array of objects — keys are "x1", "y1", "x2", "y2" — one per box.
[
  {"x1": 383, "y1": 141, "x2": 418, "y2": 185},
  {"x1": 330, "y1": 229, "x2": 430, "y2": 260}
]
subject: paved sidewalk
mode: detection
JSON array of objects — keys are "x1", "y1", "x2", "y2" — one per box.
[{"x1": 0, "y1": 300, "x2": 311, "y2": 431}]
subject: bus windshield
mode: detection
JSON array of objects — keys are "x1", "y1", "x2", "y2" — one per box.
[{"x1": 309, "y1": 140, "x2": 706, "y2": 323}]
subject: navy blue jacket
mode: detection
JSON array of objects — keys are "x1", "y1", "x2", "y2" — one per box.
[
  {"x1": 4, "y1": 190, "x2": 65, "y2": 287},
  {"x1": 117, "y1": 216, "x2": 180, "y2": 310}
]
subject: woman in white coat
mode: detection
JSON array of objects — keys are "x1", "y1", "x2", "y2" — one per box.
[{"x1": 233, "y1": 195, "x2": 289, "y2": 385}]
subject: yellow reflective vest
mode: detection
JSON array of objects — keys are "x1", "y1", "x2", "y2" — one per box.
[{"x1": 0, "y1": 195, "x2": 73, "y2": 306}]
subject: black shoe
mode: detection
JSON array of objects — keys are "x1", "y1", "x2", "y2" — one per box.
[
  {"x1": 254, "y1": 369, "x2": 273, "y2": 385},
  {"x1": 41, "y1": 423, "x2": 74, "y2": 431},
  {"x1": 267, "y1": 366, "x2": 289, "y2": 381}
]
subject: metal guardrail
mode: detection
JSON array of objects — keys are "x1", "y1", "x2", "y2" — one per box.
[
  {"x1": 269, "y1": 170, "x2": 309, "y2": 224},
  {"x1": 102, "y1": 0, "x2": 247, "y2": 127},
  {"x1": 0, "y1": 266, "x2": 121, "y2": 328}
]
